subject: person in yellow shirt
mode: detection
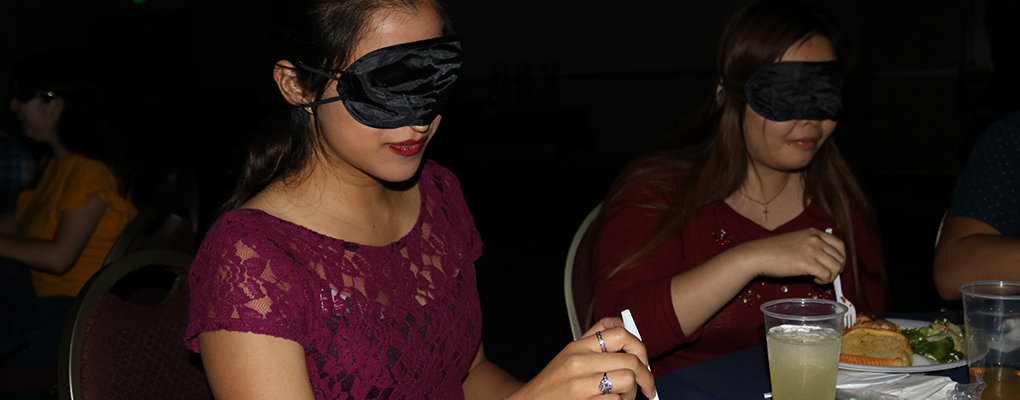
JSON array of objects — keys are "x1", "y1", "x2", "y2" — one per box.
[{"x1": 1, "y1": 51, "x2": 136, "y2": 366}]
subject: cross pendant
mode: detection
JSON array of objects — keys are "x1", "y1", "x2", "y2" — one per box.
[{"x1": 762, "y1": 205, "x2": 769, "y2": 222}]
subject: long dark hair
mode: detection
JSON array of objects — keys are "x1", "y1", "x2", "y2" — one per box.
[
  {"x1": 12, "y1": 51, "x2": 134, "y2": 198},
  {"x1": 595, "y1": 0, "x2": 885, "y2": 312},
  {"x1": 219, "y1": 0, "x2": 454, "y2": 214}
]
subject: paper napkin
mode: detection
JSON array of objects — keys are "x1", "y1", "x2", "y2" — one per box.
[{"x1": 836, "y1": 371, "x2": 957, "y2": 400}]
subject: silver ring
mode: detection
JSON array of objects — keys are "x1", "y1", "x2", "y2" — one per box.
[
  {"x1": 596, "y1": 331, "x2": 607, "y2": 353},
  {"x1": 599, "y1": 372, "x2": 613, "y2": 395}
]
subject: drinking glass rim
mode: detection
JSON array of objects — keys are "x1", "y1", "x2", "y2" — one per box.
[
  {"x1": 760, "y1": 298, "x2": 848, "y2": 321},
  {"x1": 959, "y1": 280, "x2": 1020, "y2": 300}
]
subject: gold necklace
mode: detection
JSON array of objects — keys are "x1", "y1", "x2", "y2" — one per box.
[{"x1": 739, "y1": 177, "x2": 791, "y2": 222}]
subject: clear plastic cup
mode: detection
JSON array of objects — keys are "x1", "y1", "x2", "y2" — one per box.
[
  {"x1": 960, "y1": 281, "x2": 1020, "y2": 400},
  {"x1": 761, "y1": 298, "x2": 848, "y2": 400}
]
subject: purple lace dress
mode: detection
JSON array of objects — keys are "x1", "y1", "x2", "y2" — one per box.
[{"x1": 185, "y1": 161, "x2": 483, "y2": 399}]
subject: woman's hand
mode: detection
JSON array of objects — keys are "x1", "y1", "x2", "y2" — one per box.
[
  {"x1": 507, "y1": 318, "x2": 657, "y2": 400},
  {"x1": 738, "y1": 227, "x2": 845, "y2": 284}
]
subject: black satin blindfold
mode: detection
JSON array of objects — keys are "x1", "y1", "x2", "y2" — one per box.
[
  {"x1": 743, "y1": 61, "x2": 842, "y2": 122},
  {"x1": 295, "y1": 36, "x2": 462, "y2": 129}
]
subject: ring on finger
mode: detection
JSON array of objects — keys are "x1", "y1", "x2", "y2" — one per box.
[
  {"x1": 596, "y1": 331, "x2": 607, "y2": 353},
  {"x1": 599, "y1": 372, "x2": 613, "y2": 395}
]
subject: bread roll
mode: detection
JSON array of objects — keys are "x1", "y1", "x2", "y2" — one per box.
[{"x1": 839, "y1": 328, "x2": 913, "y2": 367}]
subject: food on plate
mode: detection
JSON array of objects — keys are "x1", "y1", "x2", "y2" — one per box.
[
  {"x1": 839, "y1": 314, "x2": 913, "y2": 366},
  {"x1": 847, "y1": 313, "x2": 898, "y2": 332},
  {"x1": 838, "y1": 314, "x2": 968, "y2": 367},
  {"x1": 898, "y1": 318, "x2": 966, "y2": 364},
  {"x1": 840, "y1": 326, "x2": 913, "y2": 367}
]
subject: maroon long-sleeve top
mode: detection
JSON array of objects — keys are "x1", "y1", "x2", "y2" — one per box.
[{"x1": 593, "y1": 168, "x2": 885, "y2": 377}]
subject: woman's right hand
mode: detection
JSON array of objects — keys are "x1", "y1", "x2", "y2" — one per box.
[
  {"x1": 737, "y1": 227, "x2": 845, "y2": 284},
  {"x1": 507, "y1": 318, "x2": 657, "y2": 400}
]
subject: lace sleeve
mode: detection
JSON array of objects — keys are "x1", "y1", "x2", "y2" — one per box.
[{"x1": 185, "y1": 215, "x2": 311, "y2": 352}]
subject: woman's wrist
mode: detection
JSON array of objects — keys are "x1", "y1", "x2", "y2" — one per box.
[{"x1": 715, "y1": 242, "x2": 761, "y2": 282}]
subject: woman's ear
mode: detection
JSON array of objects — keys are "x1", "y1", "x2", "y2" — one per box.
[{"x1": 274, "y1": 60, "x2": 315, "y2": 106}]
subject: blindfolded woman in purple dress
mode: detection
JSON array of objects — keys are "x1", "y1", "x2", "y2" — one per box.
[{"x1": 184, "y1": 1, "x2": 657, "y2": 399}]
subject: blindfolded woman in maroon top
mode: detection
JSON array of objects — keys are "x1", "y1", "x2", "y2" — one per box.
[{"x1": 591, "y1": 0, "x2": 887, "y2": 376}]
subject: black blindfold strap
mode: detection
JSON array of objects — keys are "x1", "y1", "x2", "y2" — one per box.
[
  {"x1": 291, "y1": 65, "x2": 344, "y2": 107},
  {"x1": 743, "y1": 61, "x2": 843, "y2": 122},
  {"x1": 294, "y1": 35, "x2": 462, "y2": 129}
]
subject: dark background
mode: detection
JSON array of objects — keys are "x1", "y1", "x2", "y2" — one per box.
[{"x1": 1, "y1": 0, "x2": 1018, "y2": 381}]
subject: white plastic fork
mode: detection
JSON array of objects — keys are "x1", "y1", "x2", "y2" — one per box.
[
  {"x1": 621, "y1": 310, "x2": 659, "y2": 400},
  {"x1": 833, "y1": 275, "x2": 857, "y2": 328},
  {"x1": 826, "y1": 228, "x2": 857, "y2": 328}
]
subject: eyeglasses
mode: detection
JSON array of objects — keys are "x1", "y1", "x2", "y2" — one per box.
[{"x1": 12, "y1": 82, "x2": 55, "y2": 103}]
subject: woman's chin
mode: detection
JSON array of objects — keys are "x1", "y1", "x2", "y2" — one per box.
[
  {"x1": 776, "y1": 154, "x2": 819, "y2": 172},
  {"x1": 375, "y1": 160, "x2": 425, "y2": 186}
]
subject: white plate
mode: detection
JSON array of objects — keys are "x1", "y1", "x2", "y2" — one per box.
[{"x1": 838, "y1": 318, "x2": 968, "y2": 373}]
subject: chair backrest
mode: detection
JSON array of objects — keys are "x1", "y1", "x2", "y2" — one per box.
[
  {"x1": 103, "y1": 204, "x2": 196, "y2": 266},
  {"x1": 564, "y1": 203, "x2": 603, "y2": 340},
  {"x1": 58, "y1": 249, "x2": 212, "y2": 400}
]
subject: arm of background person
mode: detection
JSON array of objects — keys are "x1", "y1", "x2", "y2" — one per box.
[
  {"x1": 0, "y1": 196, "x2": 108, "y2": 274},
  {"x1": 199, "y1": 330, "x2": 316, "y2": 400},
  {"x1": 933, "y1": 216, "x2": 1020, "y2": 300},
  {"x1": 0, "y1": 213, "x2": 15, "y2": 236}
]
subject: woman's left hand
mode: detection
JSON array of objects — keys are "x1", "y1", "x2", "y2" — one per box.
[{"x1": 506, "y1": 317, "x2": 657, "y2": 400}]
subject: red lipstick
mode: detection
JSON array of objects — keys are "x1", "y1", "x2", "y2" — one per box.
[{"x1": 388, "y1": 137, "x2": 427, "y2": 156}]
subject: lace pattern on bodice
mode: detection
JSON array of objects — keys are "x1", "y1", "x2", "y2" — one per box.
[{"x1": 186, "y1": 162, "x2": 483, "y2": 399}]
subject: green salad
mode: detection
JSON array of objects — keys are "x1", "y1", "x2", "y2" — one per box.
[{"x1": 897, "y1": 318, "x2": 966, "y2": 364}]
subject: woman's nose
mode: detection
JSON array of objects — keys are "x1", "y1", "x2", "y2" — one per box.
[
  {"x1": 800, "y1": 119, "x2": 825, "y2": 130},
  {"x1": 409, "y1": 124, "x2": 429, "y2": 133}
]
